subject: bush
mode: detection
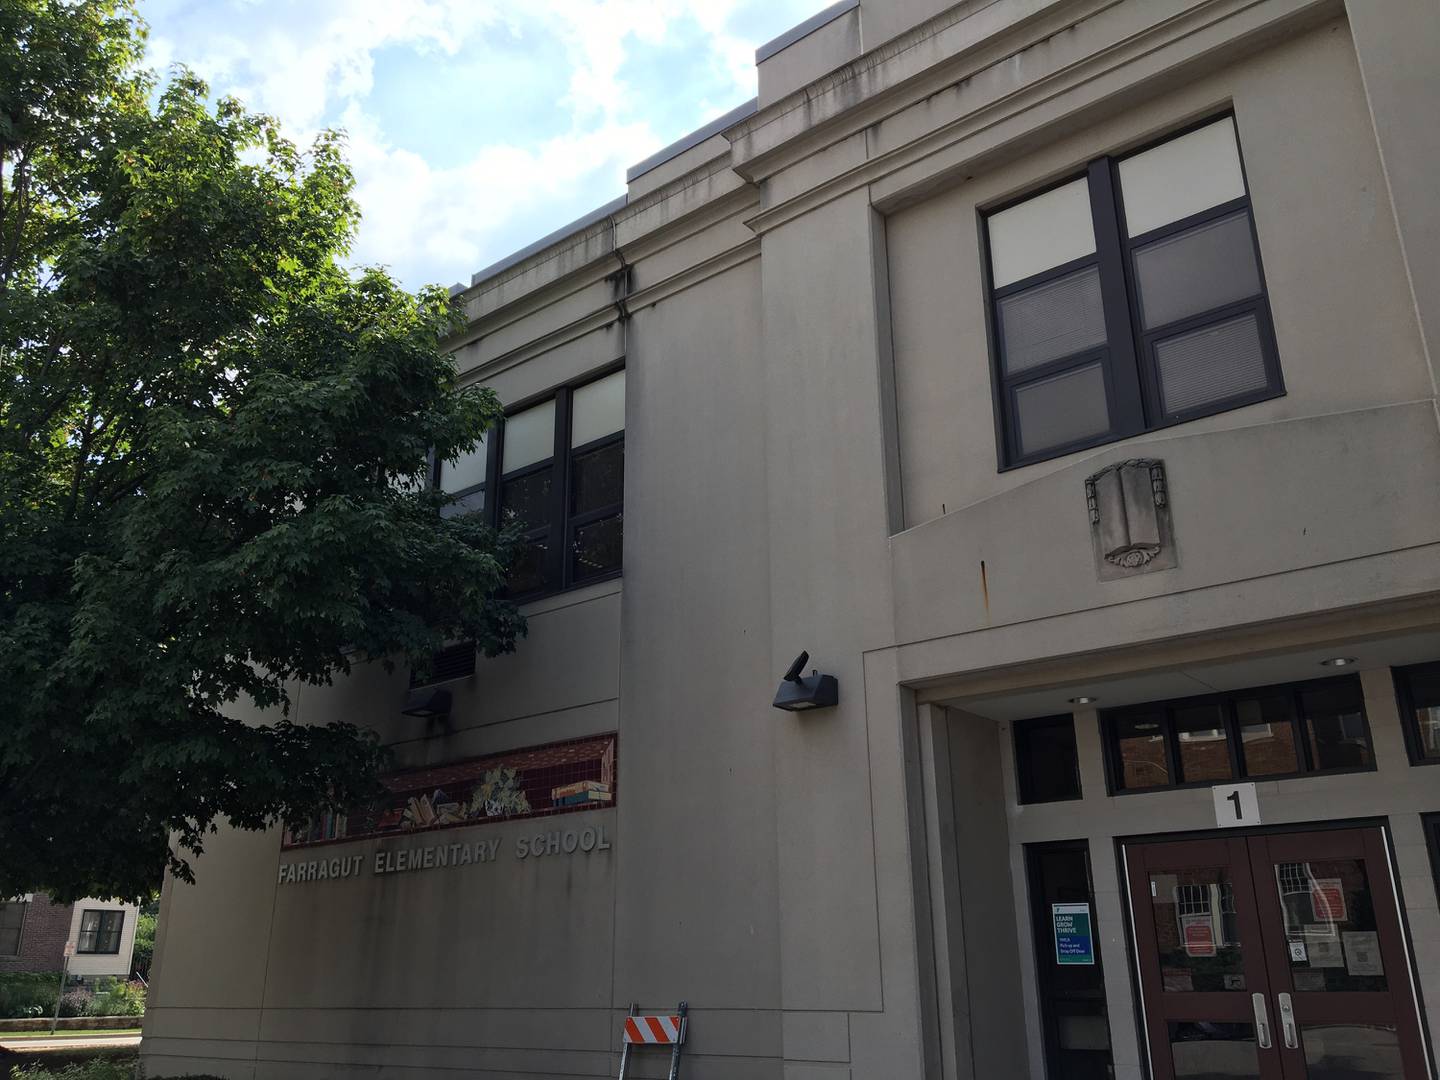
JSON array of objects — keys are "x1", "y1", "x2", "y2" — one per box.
[
  {"x1": 5, "y1": 1056, "x2": 225, "y2": 1080},
  {"x1": 7, "y1": 1057, "x2": 138, "y2": 1080},
  {"x1": 83, "y1": 982, "x2": 144, "y2": 1018},
  {"x1": 56, "y1": 989, "x2": 92, "y2": 1019},
  {"x1": 0, "y1": 974, "x2": 61, "y2": 1019}
]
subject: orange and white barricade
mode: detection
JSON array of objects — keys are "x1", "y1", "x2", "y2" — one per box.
[{"x1": 617, "y1": 1000, "x2": 687, "y2": 1080}]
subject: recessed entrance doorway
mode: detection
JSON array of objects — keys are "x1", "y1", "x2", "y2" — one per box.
[{"x1": 1122, "y1": 827, "x2": 1433, "y2": 1079}]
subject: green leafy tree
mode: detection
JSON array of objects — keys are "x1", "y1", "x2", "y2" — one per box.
[{"x1": 0, "y1": 0, "x2": 524, "y2": 901}]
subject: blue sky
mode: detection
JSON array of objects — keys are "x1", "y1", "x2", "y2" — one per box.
[{"x1": 138, "y1": 0, "x2": 822, "y2": 292}]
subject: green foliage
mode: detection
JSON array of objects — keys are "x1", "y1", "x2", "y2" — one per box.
[
  {"x1": 0, "y1": 974, "x2": 61, "y2": 1019},
  {"x1": 81, "y1": 980, "x2": 143, "y2": 1017},
  {"x1": 129, "y1": 910, "x2": 154, "y2": 975},
  {"x1": 0, "y1": 1, "x2": 525, "y2": 902}
]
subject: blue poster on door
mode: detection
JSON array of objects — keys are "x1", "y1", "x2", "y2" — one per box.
[{"x1": 1052, "y1": 902, "x2": 1095, "y2": 965}]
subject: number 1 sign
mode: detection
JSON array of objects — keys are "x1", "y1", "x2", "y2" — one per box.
[{"x1": 1212, "y1": 782, "x2": 1261, "y2": 828}]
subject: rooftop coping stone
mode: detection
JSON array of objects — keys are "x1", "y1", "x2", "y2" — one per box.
[{"x1": 754, "y1": 0, "x2": 859, "y2": 63}]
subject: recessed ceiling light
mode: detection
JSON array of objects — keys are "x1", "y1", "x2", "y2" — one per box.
[
  {"x1": 1319, "y1": 657, "x2": 1357, "y2": 668},
  {"x1": 1068, "y1": 695, "x2": 1098, "y2": 705}
]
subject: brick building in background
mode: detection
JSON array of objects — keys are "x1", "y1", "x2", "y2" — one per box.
[{"x1": 0, "y1": 894, "x2": 139, "y2": 982}]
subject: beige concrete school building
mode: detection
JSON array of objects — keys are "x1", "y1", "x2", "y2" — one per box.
[{"x1": 144, "y1": 1, "x2": 1440, "y2": 1077}]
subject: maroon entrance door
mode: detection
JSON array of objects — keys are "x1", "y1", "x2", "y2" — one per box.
[{"x1": 1124, "y1": 827, "x2": 1431, "y2": 1078}]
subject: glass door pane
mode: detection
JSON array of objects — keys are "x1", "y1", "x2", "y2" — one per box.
[
  {"x1": 1271, "y1": 858, "x2": 1387, "y2": 994},
  {"x1": 1169, "y1": 1021, "x2": 1262, "y2": 1080},
  {"x1": 1246, "y1": 828, "x2": 1431, "y2": 1080},
  {"x1": 1125, "y1": 838, "x2": 1283, "y2": 1080},
  {"x1": 1148, "y1": 868, "x2": 1247, "y2": 992},
  {"x1": 1300, "y1": 1025, "x2": 1404, "y2": 1080}
]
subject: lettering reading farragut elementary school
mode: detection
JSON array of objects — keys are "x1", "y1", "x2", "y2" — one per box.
[{"x1": 275, "y1": 824, "x2": 612, "y2": 885}]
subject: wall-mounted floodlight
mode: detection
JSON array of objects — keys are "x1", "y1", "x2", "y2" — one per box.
[
  {"x1": 401, "y1": 687, "x2": 452, "y2": 719},
  {"x1": 772, "y1": 651, "x2": 838, "y2": 712}
]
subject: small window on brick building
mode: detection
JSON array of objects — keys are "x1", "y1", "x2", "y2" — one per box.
[
  {"x1": 78, "y1": 909, "x2": 124, "y2": 954},
  {"x1": 0, "y1": 899, "x2": 25, "y2": 956}
]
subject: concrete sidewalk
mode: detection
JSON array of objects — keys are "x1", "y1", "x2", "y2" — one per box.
[{"x1": 0, "y1": 1032, "x2": 141, "y2": 1053}]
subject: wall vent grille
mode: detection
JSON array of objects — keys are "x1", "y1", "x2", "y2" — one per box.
[{"x1": 410, "y1": 641, "x2": 476, "y2": 688}]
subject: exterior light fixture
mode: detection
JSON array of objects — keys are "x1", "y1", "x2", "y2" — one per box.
[
  {"x1": 1068, "y1": 696, "x2": 1099, "y2": 705},
  {"x1": 773, "y1": 651, "x2": 838, "y2": 712},
  {"x1": 401, "y1": 687, "x2": 452, "y2": 719},
  {"x1": 1319, "y1": 657, "x2": 1357, "y2": 668}
]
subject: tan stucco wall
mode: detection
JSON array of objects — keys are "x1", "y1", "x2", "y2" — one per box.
[{"x1": 144, "y1": 2, "x2": 1440, "y2": 1078}]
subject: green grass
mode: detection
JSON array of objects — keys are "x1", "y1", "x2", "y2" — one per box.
[{"x1": 0, "y1": 1031, "x2": 140, "y2": 1041}]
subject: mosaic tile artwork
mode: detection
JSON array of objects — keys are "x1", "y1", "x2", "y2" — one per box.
[{"x1": 283, "y1": 734, "x2": 616, "y2": 848}]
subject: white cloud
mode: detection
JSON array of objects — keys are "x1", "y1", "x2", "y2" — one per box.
[{"x1": 143, "y1": 0, "x2": 820, "y2": 289}]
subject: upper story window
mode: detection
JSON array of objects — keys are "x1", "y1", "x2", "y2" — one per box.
[
  {"x1": 1394, "y1": 661, "x2": 1440, "y2": 765},
  {"x1": 0, "y1": 899, "x2": 25, "y2": 956},
  {"x1": 78, "y1": 909, "x2": 124, "y2": 954},
  {"x1": 436, "y1": 431, "x2": 488, "y2": 516},
  {"x1": 438, "y1": 366, "x2": 625, "y2": 601},
  {"x1": 1102, "y1": 675, "x2": 1372, "y2": 794},
  {"x1": 983, "y1": 115, "x2": 1281, "y2": 468}
]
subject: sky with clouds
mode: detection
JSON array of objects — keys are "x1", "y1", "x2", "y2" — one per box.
[{"x1": 138, "y1": 0, "x2": 822, "y2": 292}]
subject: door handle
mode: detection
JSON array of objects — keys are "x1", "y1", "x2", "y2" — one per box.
[
  {"x1": 1251, "y1": 993, "x2": 1272, "y2": 1049},
  {"x1": 1277, "y1": 992, "x2": 1298, "y2": 1050}
]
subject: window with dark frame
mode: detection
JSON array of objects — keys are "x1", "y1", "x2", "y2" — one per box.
[
  {"x1": 982, "y1": 114, "x2": 1282, "y2": 468},
  {"x1": 77, "y1": 909, "x2": 124, "y2": 954},
  {"x1": 0, "y1": 899, "x2": 25, "y2": 956},
  {"x1": 1014, "y1": 715, "x2": 1083, "y2": 804},
  {"x1": 434, "y1": 367, "x2": 624, "y2": 601},
  {"x1": 435, "y1": 430, "x2": 488, "y2": 518},
  {"x1": 1102, "y1": 675, "x2": 1372, "y2": 793},
  {"x1": 1425, "y1": 814, "x2": 1440, "y2": 907},
  {"x1": 1394, "y1": 661, "x2": 1440, "y2": 765}
]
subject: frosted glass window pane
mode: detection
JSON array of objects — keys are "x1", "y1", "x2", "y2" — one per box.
[
  {"x1": 1155, "y1": 314, "x2": 1267, "y2": 415},
  {"x1": 988, "y1": 178, "x2": 1096, "y2": 288},
  {"x1": 440, "y1": 433, "x2": 487, "y2": 493},
  {"x1": 1014, "y1": 362, "x2": 1109, "y2": 456},
  {"x1": 1134, "y1": 211, "x2": 1260, "y2": 329},
  {"x1": 571, "y1": 369, "x2": 625, "y2": 446},
  {"x1": 1119, "y1": 118, "x2": 1246, "y2": 236},
  {"x1": 503, "y1": 399, "x2": 555, "y2": 472},
  {"x1": 998, "y1": 266, "x2": 1108, "y2": 374}
]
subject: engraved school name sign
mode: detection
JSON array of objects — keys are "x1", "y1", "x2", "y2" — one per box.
[{"x1": 276, "y1": 824, "x2": 613, "y2": 885}]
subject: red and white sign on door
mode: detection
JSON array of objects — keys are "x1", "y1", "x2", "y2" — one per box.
[
  {"x1": 1181, "y1": 916, "x2": 1217, "y2": 957},
  {"x1": 1311, "y1": 879, "x2": 1347, "y2": 922}
]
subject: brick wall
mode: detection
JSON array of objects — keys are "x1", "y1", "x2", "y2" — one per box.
[{"x1": 0, "y1": 896, "x2": 73, "y2": 974}]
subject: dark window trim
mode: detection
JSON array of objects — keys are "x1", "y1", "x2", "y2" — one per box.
[
  {"x1": 983, "y1": 110, "x2": 1284, "y2": 472},
  {"x1": 1424, "y1": 814, "x2": 1440, "y2": 906},
  {"x1": 1101, "y1": 673, "x2": 1375, "y2": 795},
  {"x1": 1025, "y1": 840, "x2": 1112, "y2": 1080},
  {"x1": 0, "y1": 898, "x2": 26, "y2": 958},
  {"x1": 434, "y1": 446, "x2": 489, "y2": 506},
  {"x1": 566, "y1": 427, "x2": 625, "y2": 587},
  {"x1": 492, "y1": 362, "x2": 626, "y2": 602},
  {"x1": 1393, "y1": 661, "x2": 1440, "y2": 767},
  {"x1": 77, "y1": 909, "x2": 124, "y2": 955},
  {"x1": 1013, "y1": 714, "x2": 1084, "y2": 805}
]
